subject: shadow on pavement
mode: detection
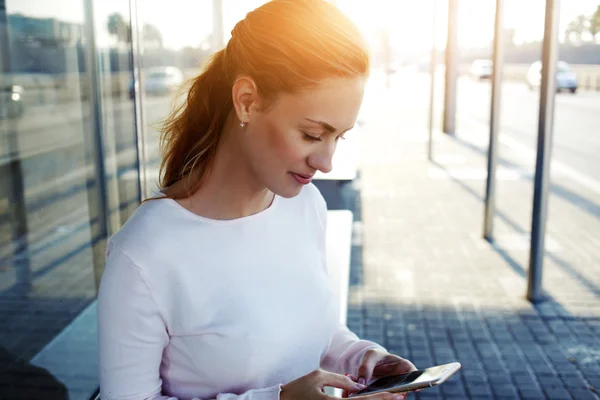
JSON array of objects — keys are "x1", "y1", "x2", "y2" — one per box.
[
  {"x1": 429, "y1": 158, "x2": 600, "y2": 301},
  {"x1": 449, "y1": 134, "x2": 600, "y2": 222}
]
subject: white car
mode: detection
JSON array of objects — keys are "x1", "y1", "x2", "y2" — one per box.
[
  {"x1": 470, "y1": 59, "x2": 493, "y2": 80},
  {"x1": 526, "y1": 61, "x2": 578, "y2": 93},
  {"x1": 143, "y1": 66, "x2": 184, "y2": 96}
]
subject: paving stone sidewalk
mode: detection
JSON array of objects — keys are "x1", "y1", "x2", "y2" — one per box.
[{"x1": 343, "y1": 82, "x2": 600, "y2": 400}]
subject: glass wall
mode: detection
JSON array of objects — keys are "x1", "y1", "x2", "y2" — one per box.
[
  {"x1": 0, "y1": 0, "x2": 218, "y2": 394},
  {"x1": 0, "y1": 0, "x2": 219, "y2": 398},
  {"x1": 0, "y1": 0, "x2": 101, "y2": 397},
  {"x1": 0, "y1": 0, "x2": 137, "y2": 397}
]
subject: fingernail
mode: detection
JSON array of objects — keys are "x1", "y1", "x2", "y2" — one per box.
[
  {"x1": 392, "y1": 395, "x2": 405, "y2": 400},
  {"x1": 355, "y1": 383, "x2": 367, "y2": 390},
  {"x1": 358, "y1": 378, "x2": 366, "y2": 385}
]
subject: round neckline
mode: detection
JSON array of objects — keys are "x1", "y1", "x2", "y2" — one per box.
[{"x1": 160, "y1": 193, "x2": 280, "y2": 226}]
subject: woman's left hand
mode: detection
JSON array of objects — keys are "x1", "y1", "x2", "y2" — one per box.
[
  {"x1": 342, "y1": 349, "x2": 417, "y2": 398},
  {"x1": 357, "y1": 349, "x2": 417, "y2": 385}
]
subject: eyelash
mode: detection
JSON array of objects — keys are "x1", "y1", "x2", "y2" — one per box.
[{"x1": 302, "y1": 132, "x2": 346, "y2": 142}]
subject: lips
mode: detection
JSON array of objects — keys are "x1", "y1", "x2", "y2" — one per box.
[{"x1": 291, "y1": 172, "x2": 314, "y2": 185}]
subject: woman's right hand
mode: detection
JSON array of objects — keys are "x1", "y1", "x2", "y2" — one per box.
[{"x1": 280, "y1": 369, "x2": 406, "y2": 400}]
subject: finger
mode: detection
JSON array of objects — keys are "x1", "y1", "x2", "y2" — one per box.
[
  {"x1": 343, "y1": 374, "x2": 358, "y2": 397},
  {"x1": 315, "y1": 370, "x2": 368, "y2": 393},
  {"x1": 357, "y1": 352, "x2": 380, "y2": 385},
  {"x1": 379, "y1": 359, "x2": 418, "y2": 376}
]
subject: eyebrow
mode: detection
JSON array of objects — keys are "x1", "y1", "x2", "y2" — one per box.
[{"x1": 304, "y1": 118, "x2": 353, "y2": 133}]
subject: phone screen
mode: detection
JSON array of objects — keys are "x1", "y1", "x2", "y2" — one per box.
[{"x1": 353, "y1": 371, "x2": 425, "y2": 395}]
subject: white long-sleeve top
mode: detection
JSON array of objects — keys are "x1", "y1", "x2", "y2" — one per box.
[{"x1": 98, "y1": 183, "x2": 385, "y2": 400}]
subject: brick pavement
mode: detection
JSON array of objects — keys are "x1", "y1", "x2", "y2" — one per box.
[{"x1": 343, "y1": 78, "x2": 600, "y2": 400}]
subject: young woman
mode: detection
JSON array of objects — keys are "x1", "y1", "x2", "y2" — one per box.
[{"x1": 98, "y1": 1, "x2": 416, "y2": 399}]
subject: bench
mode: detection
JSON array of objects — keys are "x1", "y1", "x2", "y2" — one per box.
[
  {"x1": 324, "y1": 210, "x2": 354, "y2": 397},
  {"x1": 325, "y1": 210, "x2": 354, "y2": 326}
]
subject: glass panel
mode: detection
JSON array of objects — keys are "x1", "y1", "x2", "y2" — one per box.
[
  {"x1": 0, "y1": 0, "x2": 137, "y2": 398},
  {"x1": 0, "y1": 0, "x2": 96, "y2": 396}
]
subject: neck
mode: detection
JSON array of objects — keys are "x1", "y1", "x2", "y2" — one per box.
[{"x1": 177, "y1": 114, "x2": 274, "y2": 220}]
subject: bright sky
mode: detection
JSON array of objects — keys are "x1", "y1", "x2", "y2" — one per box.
[
  {"x1": 333, "y1": 0, "x2": 600, "y2": 52},
  {"x1": 7, "y1": 0, "x2": 600, "y2": 51}
]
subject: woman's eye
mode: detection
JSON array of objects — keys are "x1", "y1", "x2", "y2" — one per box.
[{"x1": 302, "y1": 132, "x2": 322, "y2": 142}]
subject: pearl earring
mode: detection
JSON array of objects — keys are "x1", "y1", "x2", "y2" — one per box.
[{"x1": 240, "y1": 121, "x2": 246, "y2": 128}]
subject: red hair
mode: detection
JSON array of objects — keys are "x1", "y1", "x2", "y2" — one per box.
[{"x1": 158, "y1": 0, "x2": 369, "y2": 199}]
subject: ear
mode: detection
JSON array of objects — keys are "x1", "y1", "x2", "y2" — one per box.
[{"x1": 232, "y1": 76, "x2": 260, "y2": 124}]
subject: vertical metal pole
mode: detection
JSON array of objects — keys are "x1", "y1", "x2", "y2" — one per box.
[
  {"x1": 130, "y1": 0, "x2": 149, "y2": 200},
  {"x1": 212, "y1": 0, "x2": 224, "y2": 50},
  {"x1": 427, "y1": 0, "x2": 438, "y2": 160},
  {"x1": 483, "y1": 0, "x2": 504, "y2": 240},
  {"x1": 84, "y1": 0, "x2": 110, "y2": 292},
  {"x1": 528, "y1": 0, "x2": 560, "y2": 302},
  {"x1": 0, "y1": 1, "x2": 31, "y2": 295},
  {"x1": 443, "y1": 0, "x2": 458, "y2": 135}
]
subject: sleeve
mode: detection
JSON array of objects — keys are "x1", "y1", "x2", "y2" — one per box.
[
  {"x1": 98, "y1": 244, "x2": 282, "y2": 400},
  {"x1": 320, "y1": 325, "x2": 387, "y2": 377}
]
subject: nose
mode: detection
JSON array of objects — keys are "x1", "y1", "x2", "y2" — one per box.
[{"x1": 307, "y1": 141, "x2": 336, "y2": 174}]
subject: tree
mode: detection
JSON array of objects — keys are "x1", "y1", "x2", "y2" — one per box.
[
  {"x1": 107, "y1": 12, "x2": 131, "y2": 44},
  {"x1": 143, "y1": 24, "x2": 163, "y2": 49},
  {"x1": 589, "y1": 5, "x2": 600, "y2": 42},
  {"x1": 565, "y1": 14, "x2": 588, "y2": 44}
]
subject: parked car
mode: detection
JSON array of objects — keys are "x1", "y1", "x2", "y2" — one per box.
[
  {"x1": 144, "y1": 66, "x2": 184, "y2": 96},
  {"x1": 0, "y1": 85, "x2": 25, "y2": 120},
  {"x1": 526, "y1": 61, "x2": 578, "y2": 93},
  {"x1": 470, "y1": 59, "x2": 493, "y2": 80},
  {"x1": 129, "y1": 66, "x2": 184, "y2": 99}
]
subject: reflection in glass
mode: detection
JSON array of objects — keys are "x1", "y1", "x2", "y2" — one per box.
[{"x1": 0, "y1": 0, "x2": 137, "y2": 398}]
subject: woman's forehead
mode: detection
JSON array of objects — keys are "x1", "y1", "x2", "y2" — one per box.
[{"x1": 270, "y1": 77, "x2": 365, "y2": 122}]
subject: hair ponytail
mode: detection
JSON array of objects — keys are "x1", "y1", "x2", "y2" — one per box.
[{"x1": 158, "y1": 49, "x2": 231, "y2": 198}]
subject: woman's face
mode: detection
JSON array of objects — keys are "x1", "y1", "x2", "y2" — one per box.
[{"x1": 241, "y1": 77, "x2": 366, "y2": 198}]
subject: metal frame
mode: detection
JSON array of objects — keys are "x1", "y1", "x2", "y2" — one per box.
[
  {"x1": 129, "y1": 0, "x2": 149, "y2": 200},
  {"x1": 83, "y1": 0, "x2": 111, "y2": 292},
  {"x1": 483, "y1": 0, "x2": 504, "y2": 239},
  {"x1": 528, "y1": 0, "x2": 561, "y2": 302}
]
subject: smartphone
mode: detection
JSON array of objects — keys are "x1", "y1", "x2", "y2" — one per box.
[{"x1": 349, "y1": 362, "x2": 461, "y2": 397}]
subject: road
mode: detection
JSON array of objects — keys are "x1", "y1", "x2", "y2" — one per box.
[
  {"x1": 455, "y1": 76, "x2": 600, "y2": 183},
  {"x1": 361, "y1": 69, "x2": 600, "y2": 202}
]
